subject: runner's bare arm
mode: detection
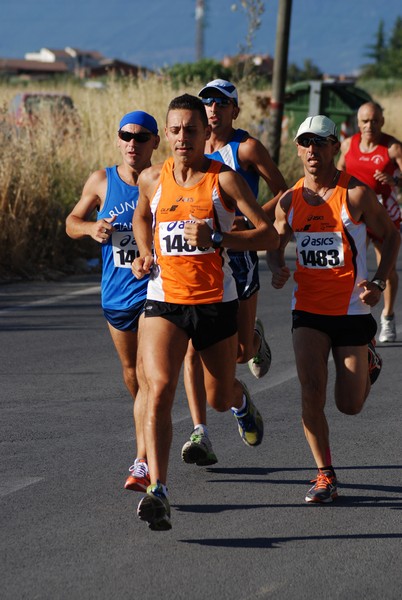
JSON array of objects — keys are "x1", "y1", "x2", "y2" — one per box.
[
  {"x1": 374, "y1": 137, "x2": 402, "y2": 186},
  {"x1": 183, "y1": 167, "x2": 278, "y2": 252},
  {"x1": 348, "y1": 180, "x2": 401, "y2": 305},
  {"x1": 66, "y1": 169, "x2": 116, "y2": 242},
  {"x1": 238, "y1": 136, "x2": 288, "y2": 220},
  {"x1": 267, "y1": 190, "x2": 293, "y2": 289},
  {"x1": 218, "y1": 168, "x2": 279, "y2": 251},
  {"x1": 131, "y1": 165, "x2": 161, "y2": 278},
  {"x1": 336, "y1": 137, "x2": 352, "y2": 171}
]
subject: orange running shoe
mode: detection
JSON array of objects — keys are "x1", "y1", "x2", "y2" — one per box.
[
  {"x1": 124, "y1": 458, "x2": 150, "y2": 492},
  {"x1": 305, "y1": 470, "x2": 338, "y2": 503}
]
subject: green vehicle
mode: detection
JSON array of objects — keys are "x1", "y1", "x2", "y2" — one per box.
[{"x1": 283, "y1": 80, "x2": 373, "y2": 141}]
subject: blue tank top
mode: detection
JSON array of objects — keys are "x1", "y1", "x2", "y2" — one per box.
[
  {"x1": 206, "y1": 129, "x2": 259, "y2": 205},
  {"x1": 97, "y1": 166, "x2": 148, "y2": 310}
]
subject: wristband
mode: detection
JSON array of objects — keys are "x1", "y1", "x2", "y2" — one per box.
[{"x1": 371, "y1": 278, "x2": 386, "y2": 292}]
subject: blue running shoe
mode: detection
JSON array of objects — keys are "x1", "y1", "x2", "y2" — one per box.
[{"x1": 232, "y1": 382, "x2": 264, "y2": 447}]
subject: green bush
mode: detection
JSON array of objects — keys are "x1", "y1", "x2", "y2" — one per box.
[{"x1": 163, "y1": 59, "x2": 232, "y2": 88}]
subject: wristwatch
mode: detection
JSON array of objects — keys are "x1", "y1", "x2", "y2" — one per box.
[
  {"x1": 371, "y1": 278, "x2": 386, "y2": 292},
  {"x1": 211, "y1": 229, "x2": 224, "y2": 249}
]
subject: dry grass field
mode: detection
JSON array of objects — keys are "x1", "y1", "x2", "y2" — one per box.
[{"x1": 0, "y1": 75, "x2": 401, "y2": 277}]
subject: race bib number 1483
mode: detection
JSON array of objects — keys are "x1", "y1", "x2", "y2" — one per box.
[{"x1": 295, "y1": 231, "x2": 344, "y2": 269}]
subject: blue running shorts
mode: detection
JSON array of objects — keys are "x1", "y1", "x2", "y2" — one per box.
[
  {"x1": 103, "y1": 299, "x2": 145, "y2": 332},
  {"x1": 228, "y1": 249, "x2": 260, "y2": 301}
]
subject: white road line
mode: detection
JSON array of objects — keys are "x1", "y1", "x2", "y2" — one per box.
[
  {"x1": 0, "y1": 285, "x2": 101, "y2": 314},
  {"x1": 0, "y1": 477, "x2": 44, "y2": 498}
]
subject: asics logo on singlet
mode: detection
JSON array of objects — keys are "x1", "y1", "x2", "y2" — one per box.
[
  {"x1": 175, "y1": 196, "x2": 195, "y2": 203},
  {"x1": 301, "y1": 236, "x2": 334, "y2": 247}
]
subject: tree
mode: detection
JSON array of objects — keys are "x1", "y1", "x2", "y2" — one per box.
[
  {"x1": 163, "y1": 59, "x2": 232, "y2": 87},
  {"x1": 233, "y1": 0, "x2": 265, "y2": 54},
  {"x1": 286, "y1": 59, "x2": 322, "y2": 84},
  {"x1": 365, "y1": 19, "x2": 387, "y2": 63},
  {"x1": 230, "y1": 0, "x2": 265, "y2": 78},
  {"x1": 389, "y1": 16, "x2": 402, "y2": 51},
  {"x1": 361, "y1": 15, "x2": 402, "y2": 79}
]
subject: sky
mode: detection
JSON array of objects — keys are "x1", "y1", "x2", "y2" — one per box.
[{"x1": 1, "y1": 1, "x2": 401, "y2": 76}]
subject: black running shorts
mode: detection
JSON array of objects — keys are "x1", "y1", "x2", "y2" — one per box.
[
  {"x1": 292, "y1": 310, "x2": 377, "y2": 346},
  {"x1": 144, "y1": 299, "x2": 239, "y2": 351}
]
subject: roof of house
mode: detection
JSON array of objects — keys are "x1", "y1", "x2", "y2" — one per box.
[
  {"x1": 0, "y1": 59, "x2": 68, "y2": 73},
  {"x1": 43, "y1": 49, "x2": 72, "y2": 59},
  {"x1": 65, "y1": 47, "x2": 105, "y2": 60}
]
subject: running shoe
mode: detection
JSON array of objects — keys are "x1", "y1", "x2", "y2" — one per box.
[
  {"x1": 181, "y1": 426, "x2": 218, "y2": 466},
  {"x1": 137, "y1": 481, "x2": 172, "y2": 531},
  {"x1": 368, "y1": 338, "x2": 383, "y2": 385},
  {"x1": 379, "y1": 312, "x2": 396, "y2": 343},
  {"x1": 124, "y1": 458, "x2": 150, "y2": 492},
  {"x1": 305, "y1": 470, "x2": 338, "y2": 503},
  {"x1": 232, "y1": 381, "x2": 264, "y2": 447},
  {"x1": 248, "y1": 318, "x2": 272, "y2": 379}
]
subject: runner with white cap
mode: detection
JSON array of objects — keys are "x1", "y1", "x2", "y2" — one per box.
[
  {"x1": 180, "y1": 79, "x2": 287, "y2": 468},
  {"x1": 267, "y1": 114, "x2": 400, "y2": 503}
]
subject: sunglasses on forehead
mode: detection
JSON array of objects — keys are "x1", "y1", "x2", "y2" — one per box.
[
  {"x1": 118, "y1": 130, "x2": 153, "y2": 143},
  {"x1": 201, "y1": 97, "x2": 233, "y2": 107},
  {"x1": 297, "y1": 136, "x2": 335, "y2": 148}
]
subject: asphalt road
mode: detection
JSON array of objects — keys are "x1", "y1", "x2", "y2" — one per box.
[{"x1": 1, "y1": 244, "x2": 401, "y2": 600}]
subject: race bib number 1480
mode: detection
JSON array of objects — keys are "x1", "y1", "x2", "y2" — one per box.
[{"x1": 158, "y1": 219, "x2": 214, "y2": 256}]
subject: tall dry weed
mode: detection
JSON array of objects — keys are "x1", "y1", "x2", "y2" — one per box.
[{"x1": 0, "y1": 76, "x2": 401, "y2": 277}]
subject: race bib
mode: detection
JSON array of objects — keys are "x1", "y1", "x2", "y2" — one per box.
[
  {"x1": 158, "y1": 219, "x2": 214, "y2": 256},
  {"x1": 295, "y1": 231, "x2": 344, "y2": 269},
  {"x1": 111, "y1": 231, "x2": 140, "y2": 268}
]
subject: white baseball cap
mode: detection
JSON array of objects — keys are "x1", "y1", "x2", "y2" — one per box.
[
  {"x1": 198, "y1": 79, "x2": 238, "y2": 105},
  {"x1": 294, "y1": 115, "x2": 338, "y2": 141}
]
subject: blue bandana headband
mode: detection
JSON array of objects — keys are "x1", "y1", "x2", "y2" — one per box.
[{"x1": 119, "y1": 111, "x2": 158, "y2": 135}]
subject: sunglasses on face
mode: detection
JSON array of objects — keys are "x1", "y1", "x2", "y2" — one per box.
[
  {"x1": 297, "y1": 136, "x2": 334, "y2": 148},
  {"x1": 118, "y1": 130, "x2": 153, "y2": 143},
  {"x1": 201, "y1": 97, "x2": 233, "y2": 107}
]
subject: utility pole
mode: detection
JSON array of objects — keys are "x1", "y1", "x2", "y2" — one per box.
[
  {"x1": 195, "y1": 0, "x2": 205, "y2": 61},
  {"x1": 267, "y1": 0, "x2": 293, "y2": 164}
]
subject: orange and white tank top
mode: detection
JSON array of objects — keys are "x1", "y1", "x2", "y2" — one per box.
[
  {"x1": 147, "y1": 157, "x2": 237, "y2": 304},
  {"x1": 288, "y1": 171, "x2": 370, "y2": 315}
]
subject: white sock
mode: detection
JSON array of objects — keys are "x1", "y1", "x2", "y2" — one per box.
[
  {"x1": 194, "y1": 424, "x2": 208, "y2": 436},
  {"x1": 231, "y1": 393, "x2": 247, "y2": 414}
]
